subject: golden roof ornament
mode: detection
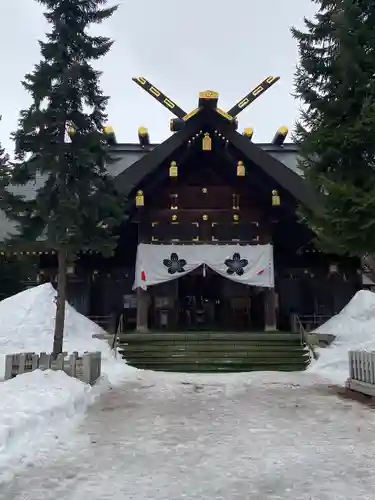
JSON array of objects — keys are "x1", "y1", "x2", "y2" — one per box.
[
  {"x1": 103, "y1": 125, "x2": 114, "y2": 135},
  {"x1": 216, "y1": 108, "x2": 234, "y2": 121},
  {"x1": 272, "y1": 126, "x2": 288, "y2": 146},
  {"x1": 138, "y1": 126, "x2": 148, "y2": 136},
  {"x1": 199, "y1": 90, "x2": 219, "y2": 100},
  {"x1": 103, "y1": 125, "x2": 116, "y2": 144},
  {"x1": 237, "y1": 161, "x2": 245, "y2": 177},
  {"x1": 136, "y1": 190, "x2": 144, "y2": 207},
  {"x1": 243, "y1": 128, "x2": 254, "y2": 139},
  {"x1": 272, "y1": 189, "x2": 280, "y2": 206},
  {"x1": 202, "y1": 132, "x2": 212, "y2": 151},
  {"x1": 169, "y1": 161, "x2": 178, "y2": 178},
  {"x1": 138, "y1": 126, "x2": 149, "y2": 147}
]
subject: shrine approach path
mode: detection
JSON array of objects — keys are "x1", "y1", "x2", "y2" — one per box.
[{"x1": 3, "y1": 370, "x2": 375, "y2": 500}]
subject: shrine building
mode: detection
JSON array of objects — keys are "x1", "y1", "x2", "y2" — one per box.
[{"x1": 0, "y1": 76, "x2": 361, "y2": 333}]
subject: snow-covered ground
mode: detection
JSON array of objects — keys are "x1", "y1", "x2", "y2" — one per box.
[
  {"x1": 309, "y1": 289, "x2": 375, "y2": 384},
  {"x1": 0, "y1": 284, "x2": 141, "y2": 479},
  {"x1": 3, "y1": 370, "x2": 375, "y2": 500},
  {"x1": 3, "y1": 285, "x2": 375, "y2": 497}
]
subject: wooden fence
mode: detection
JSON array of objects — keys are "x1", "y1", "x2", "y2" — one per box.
[
  {"x1": 346, "y1": 350, "x2": 375, "y2": 397},
  {"x1": 4, "y1": 351, "x2": 101, "y2": 385}
]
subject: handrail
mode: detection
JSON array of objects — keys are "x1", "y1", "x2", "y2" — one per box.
[
  {"x1": 297, "y1": 314, "x2": 331, "y2": 331},
  {"x1": 294, "y1": 314, "x2": 319, "y2": 361},
  {"x1": 111, "y1": 314, "x2": 124, "y2": 357},
  {"x1": 88, "y1": 315, "x2": 112, "y2": 329}
]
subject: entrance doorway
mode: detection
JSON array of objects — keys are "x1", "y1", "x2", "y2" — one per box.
[
  {"x1": 176, "y1": 267, "x2": 264, "y2": 330},
  {"x1": 178, "y1": 267, "x2": 220, "y2": 330}
]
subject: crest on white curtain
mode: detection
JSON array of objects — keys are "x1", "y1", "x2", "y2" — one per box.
[
  {"x1": 224, "y1": 253, "x2": 249, "y2": 276},
  {"x1": 133, "y1": 244, "x2": 274, "y2": 290},
  {"x1": 163, "y1": 253, "x2": 187, "y2": 274}
]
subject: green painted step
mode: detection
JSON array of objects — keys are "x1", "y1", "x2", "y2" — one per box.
[
  {"x1": 119, "y1": 348, "x2": 308, "y2": 359},
  {"x1": 125, "y1": 362, "x2": 309, "y2": 373},
  {"x1": 121, "y1": 346, "x2": 304, "y2": 355},
  {"x1": 124, "y1": 359, "x2": 309, "y2": 367},
  {"x1": 119, "y1": 344, "x2": 305, "y2": 353},
  {"x1": 118, "y1": 331, "x2": 310, "y2": 373},
  {"x1": 119, "y1": 332, "x2": 300, "y2": 342}
]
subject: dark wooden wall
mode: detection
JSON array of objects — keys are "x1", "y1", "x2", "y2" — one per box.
[
  {"x1": 137, "y1": 150, "x2": 272, "y2": 245},
  {"x1": 37, "y1": 140, "x2": 362, "y2": 325}
]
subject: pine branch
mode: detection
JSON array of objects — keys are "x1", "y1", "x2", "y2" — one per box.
[{"x1": 292, "y1": 0, "x2": 375, "y2": 257}]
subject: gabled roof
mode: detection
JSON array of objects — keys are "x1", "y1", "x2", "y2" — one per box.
[
  {"x1": 0, "y1": 109, "x2": 315, "y2": 244},
  {"x1": 115, "y1": 108, "x2": 316, "y2": 209}
]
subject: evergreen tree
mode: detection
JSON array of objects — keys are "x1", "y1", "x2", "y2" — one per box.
[
  {"x1": 292, "y1": 0, "x2": 375, "y2": 257},
  {"x1": 2, "y1": 0, "x2": 124, "y2": 355},
  {"x1": 0, "y1": 255, "x2": 38, "y2": 301},
  {"x1": 0, "y1": 117, "x2": 35, "y2": 301},
  {"x1": 0, "y1": 115, "x2": 10, "y2": 188}
]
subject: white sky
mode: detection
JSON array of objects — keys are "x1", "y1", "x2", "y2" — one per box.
[{"x1": 0, "y1": 0, "x2": 317, "y2": 154}]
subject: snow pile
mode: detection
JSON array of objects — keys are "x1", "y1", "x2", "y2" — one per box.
[
  {"x1": 0, "y1": 284, "x2": 142, "y2": 479},
  {"x1": 309, "y1": 289, "x2": 375, "y2": 384},
  {"x1": 0, "y1": 369, "x2": 93, "y2": 482},
  {"x1": 0, "y1": 283, "x2": 140, "y2": 386}
]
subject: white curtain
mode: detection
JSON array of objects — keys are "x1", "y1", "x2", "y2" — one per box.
[{"x1": 133, "y1": 243, "x2": 274, "y2": 290}]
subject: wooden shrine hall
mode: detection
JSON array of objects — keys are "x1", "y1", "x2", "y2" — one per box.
[{"x1": 0, "y1": 75, "x2": 361, "y2": 333}]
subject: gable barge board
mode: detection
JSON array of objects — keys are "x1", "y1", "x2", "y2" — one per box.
[
  {"x1": 219, "y1": 120, "x2": 317, "y2": 209},
  {"x1": 115, "y1": 111, "x2": 204, "y2": 196}
]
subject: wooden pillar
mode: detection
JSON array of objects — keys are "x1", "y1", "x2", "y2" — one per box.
[
  {"x1": 136, "y1": 287, "x2": 149, "y2": 333},
  {"x1": 172, "y1": 279, "x2": 179, "y2": 328},
  {"x1": 264, "y1": 288, "x2": 277, "y2": 331}
]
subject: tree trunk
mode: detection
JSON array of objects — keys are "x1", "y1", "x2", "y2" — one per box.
[{"x1": 53, "y1": 249, "x2": 68, "y2": 356}]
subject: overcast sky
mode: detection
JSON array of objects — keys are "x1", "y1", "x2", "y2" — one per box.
[{"x1": 1, "y1": 0, "x2": 317, "y2": 154}]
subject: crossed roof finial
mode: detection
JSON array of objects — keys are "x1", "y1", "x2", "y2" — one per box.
[{"x1": 132, "y1": 75, "x2": 280, "y2": 127}]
